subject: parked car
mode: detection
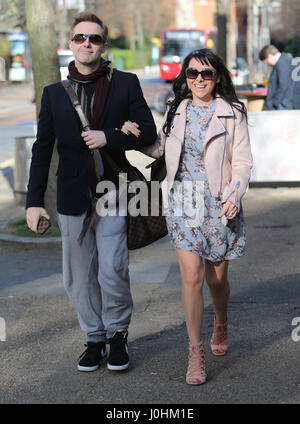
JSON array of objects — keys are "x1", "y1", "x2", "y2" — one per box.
[
  {"x1": 231, "y1": 57, "x2": 250, "y2": 86},
  {"x1": 57, "y1": 49, "x2": 74, "y2": 80}
]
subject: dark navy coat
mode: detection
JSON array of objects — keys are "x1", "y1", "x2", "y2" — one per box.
[
  {"x1": 264, "y1": 52, "x2": 294, "y2": 110},
  {"x1": 26, "y1": 69, "x2": 157, "y2": 215}
]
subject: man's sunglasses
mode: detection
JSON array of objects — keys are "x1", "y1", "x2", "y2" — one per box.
[
  {"x1": 185, "y1": 67, "x2": 217, "y2": 80},
  {"x1": 71, "y1": 33, "x2": 104, "y2": 45}
]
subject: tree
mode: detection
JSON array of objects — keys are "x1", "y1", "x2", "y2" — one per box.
[
  {"x1": 88, "y1": 0, "x2": 176, "y2": 51},
  {"x1": 54, "y1": 0, "x2": 68, "y2": 49},
  {"x1": 25, "y1": 0, "x2": 61, "y2": 227},
  {"x1": 246, "y1": 0, "x2": 254, "y2": 83},
  {"x1": 217, "y1": 0, "x2": 236, "y2": 70},
  {"x1": 0, "y1": 0, "x2": 26, "y2": 31}
]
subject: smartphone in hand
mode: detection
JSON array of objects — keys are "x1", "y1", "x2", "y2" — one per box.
[{"x1": 37, "y1": 216, "x2": 51, "y2": 235}]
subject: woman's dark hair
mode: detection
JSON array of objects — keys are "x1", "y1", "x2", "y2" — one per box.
[{"x1": 163, "y1": 48, "x2": 247, "y2": 136}]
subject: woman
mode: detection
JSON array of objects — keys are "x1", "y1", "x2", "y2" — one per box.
[{"x1": 121, "y1": 49, "x2": 252, "y2": 385}]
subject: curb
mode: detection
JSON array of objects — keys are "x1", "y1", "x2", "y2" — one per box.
[
  {"x1": 0, "y1": 214, "x2": 61, "y2": 243},
  {"x1": 0, "y1": 232, "x2": 61, "y2": 244}
]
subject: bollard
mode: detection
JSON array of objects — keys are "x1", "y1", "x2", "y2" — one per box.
[
  {"x1": 14, "y1": 136, "x2": 35, "y2": 204},
  {"x1": 0, "y1": 57, "x2": 6, "y2": 82}
]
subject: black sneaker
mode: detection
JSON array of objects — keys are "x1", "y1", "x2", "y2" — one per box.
[
  {"x1": 107, "y1": 330, "x2": 129, "y2": 371},
  {"x1": 77, "y1": 341, "x2": 107, "y2": 372}
]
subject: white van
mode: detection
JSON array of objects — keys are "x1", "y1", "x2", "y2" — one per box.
[{"x1": 57, "y1": 49, "x2": 74, "y2": 80}]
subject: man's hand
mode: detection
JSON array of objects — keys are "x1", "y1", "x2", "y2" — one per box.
[
  {"x1": 218, "y1": 201, "x2": 239, "y2": 220},
  {"x1": 81, "y1": 130, "x2": 107, "y2": 149},
  {"x1": 26, "y1": 207, "x2": 50, "y2": 233}
]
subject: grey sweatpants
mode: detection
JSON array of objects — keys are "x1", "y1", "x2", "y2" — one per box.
[{"x1": 57, "y1": 212, "x2": 132, "y2": 342}]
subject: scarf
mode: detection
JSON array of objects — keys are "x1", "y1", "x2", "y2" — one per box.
[{"x1": 67, "y1": 58, "x2": 112, "y2": 129}]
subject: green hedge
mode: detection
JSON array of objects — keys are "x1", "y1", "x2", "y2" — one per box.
[
  {"x1": 0, "y1": 36, "x2": 11, "y2": 62},
  {"x1": 285, "y1": 35, "x2": 300, "y2": 57},
  {"x1": 107, "y1": 48, "x2": 152, "y2": 70}
]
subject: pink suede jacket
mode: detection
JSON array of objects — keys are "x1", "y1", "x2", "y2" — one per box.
[{"x1": 142, "y1": 96, "x2": 253, "y2": 212}]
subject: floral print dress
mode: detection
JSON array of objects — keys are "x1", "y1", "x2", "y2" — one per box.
[{"x1": 165, "y1": 100, "x2": 246, "y2": 262}]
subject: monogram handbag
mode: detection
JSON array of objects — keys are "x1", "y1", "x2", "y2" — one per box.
[
  {"x1": 127, "y1": 179, "x2": 168, "y2": 249},
  {"x1": 62, "y1": 80, "x2": 168, "y2": 250},
  {"x1": 101, "y1": 151, "x2": 168, "y2": 250}
]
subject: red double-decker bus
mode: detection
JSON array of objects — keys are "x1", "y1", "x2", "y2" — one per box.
[{"x1": 159, "y1": 28, "x2": 216, "y2": 82}]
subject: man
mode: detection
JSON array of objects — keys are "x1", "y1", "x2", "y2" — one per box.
[
  {"x1": 26, "y1": 12, "x2": 156, "y2": 372},
  {"x1": 259, "y1": 44, "x2": 294, "y2": 110}
]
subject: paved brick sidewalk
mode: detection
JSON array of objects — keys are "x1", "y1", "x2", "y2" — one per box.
[
  {"x1": 0, "y1": 82, "x2": 34, "y2": 106},
  {"x1": 0, "y1": 83, "x2": 35, "y2": 126}
]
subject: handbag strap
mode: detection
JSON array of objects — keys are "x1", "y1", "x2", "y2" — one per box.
[
  {"x1": 61, "y1": 80, "x2": 131, "y2": 184},
  {"x1": 61, "y1": 79, "x2": 107, "y2": 180},
  {"x1": 61, "y1": 79, "x2": 90, "y2": 130}
]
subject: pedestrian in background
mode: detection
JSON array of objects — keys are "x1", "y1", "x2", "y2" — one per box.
[
  {"x1": 26, "y1": 12, "x2": 156, "y2": 373},
  {"x1": 259, "y1": 44, "x2": 294, "y2": 110},
  {"x1": 121, "y1": 49, "x2": 252, "y2": 385}
]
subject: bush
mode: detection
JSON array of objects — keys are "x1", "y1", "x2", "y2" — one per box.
[
  {"x1": 107, "y1": 48, "x2": 152, "y2": 70},
  {"x1": 132, "y1": 49, "x2": 152, "y2": 68},
  {"x1": 285, "y1": 35, "x2": 300, "y2": 57},
  {"x1": 0, "y1": 36, "x2": 11, "y2": 63},
  {"x1": 107, "y1": 48, "x2": 133, "y2": 70},
  {"x1": 108, "y1": 35, "x2": 127, "y2": 49}
]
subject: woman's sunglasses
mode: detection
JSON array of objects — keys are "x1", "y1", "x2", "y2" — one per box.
[
  {"x1": 185, "y1": 67, "x2": 217, "y2": 81},
  {"x1": 71, "y1": 33, "x2": 104, "y2": 46}
]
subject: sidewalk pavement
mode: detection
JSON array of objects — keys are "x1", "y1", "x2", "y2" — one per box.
[
  {"x1": 0, "y1": 83, "x2": 299, "y2": 404},
  {"x1": 1, "y1": 181, "x2": 299, "y2": 404}
]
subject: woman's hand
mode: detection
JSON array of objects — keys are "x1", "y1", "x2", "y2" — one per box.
[
  {"x1": 81, "y1": 130, "x2": 107, "y2": 149},
  {"x1": 119, "y1": 120, "x2": 141, "y2": 138},
  {"x1": 218, "y1": 201, "x2": 239, "y2": 220}
]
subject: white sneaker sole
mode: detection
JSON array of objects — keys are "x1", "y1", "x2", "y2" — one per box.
[
  {"x1": 77, "y1": 351, "x2": 108, "y2": 372},
  {"x1": 77, "y1": 364, "x2": 100, "y2": 372},
  {"x1": 107, "y1": 362, "x2": 129, "y2": 371}
]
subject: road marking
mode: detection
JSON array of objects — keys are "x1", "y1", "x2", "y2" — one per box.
[{"x1": 0, "y1": 159, "x2": 14, "y2": 169}]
